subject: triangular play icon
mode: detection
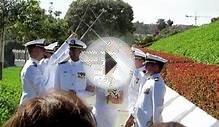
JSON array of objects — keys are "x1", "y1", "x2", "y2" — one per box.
[{"x1": 105, "y1": 52, "x2": 117, "y2": 75}]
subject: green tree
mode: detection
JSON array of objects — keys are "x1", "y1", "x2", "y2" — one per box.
[
  {"x1": 1, "y1": 0, "x2": 68, "y2": 70},
  {"x1": 9, "y1": 0, "x2": 47, "y2": 42},
  {"x1": 65, "y1": 0, "x2": 135, "y2": 43},
  {"x1": 42, "y1": 15, "x2": 68, "y2": 43},
  {"x1": 54, "y1": 10, "x2": 62, "y2": 18},
  {"x1": 8, "y1": 0, "x2": 68, "y2": 43},
  {"x1": 0, "y1": 0, "x2": 18, "y2": 79},
  {"x1": 156, "y1": 18, "x2": 167, "y2": 31},
  {"x1": 167, "y1": 19, "x2": 173, "y2": 26}
]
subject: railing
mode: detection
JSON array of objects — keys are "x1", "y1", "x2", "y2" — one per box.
[{"x1": 12, "y1": 49, "x2": 29, "y2": 66}]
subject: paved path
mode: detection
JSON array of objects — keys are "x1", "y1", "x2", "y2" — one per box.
[{"x1": 85, "y1": 96, "x2": 129, "y2": 127}]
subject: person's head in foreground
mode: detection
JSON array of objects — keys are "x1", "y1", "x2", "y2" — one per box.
[
  {"x1": 144, "y1": 53, "x2": 167, "y2": 75},
  {"x1": 151, "y1": 122, "x2": 186, "y2": 127},
  {"x1": 3, "y1": 90, "x2": 96, "y2": 127}
]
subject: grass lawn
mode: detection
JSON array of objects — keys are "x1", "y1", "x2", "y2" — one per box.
[
  {"x1": 0, "y1": 67, "x2": 22, "y2": 125},
  {"x1": 150, "y1": 21, "x2": 219, "y2": 65}
]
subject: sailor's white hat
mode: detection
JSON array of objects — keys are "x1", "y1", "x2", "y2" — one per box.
[
  {"x1": 131, "y1": 47, "x2": 146, "y2": 58},
  {"x1": 145, "y1": 53, "x2": 167, "y2": 63},
  {"x1": 45, "y1": 42, "x2": 58, "y2": 52},
  {"x1": 68, "y1": 38, "x2": 87, "y2": 49},
  {"x1": 24, "y1": 39, "x2": 45, "y2": 48}
]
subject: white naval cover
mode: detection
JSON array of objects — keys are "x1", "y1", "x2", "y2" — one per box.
[
  {"x1": 131, "y1": 47, "x2": 146, "y2": 58},
  {"x1": 162, "y1": 86, "x2": 219, "y2": 127},
  {"x1": 24, "y1": 39, "x2": 45, "y2": 47},
  {"x1": 44, "y1": 42, "x2": 58, "y2": 51}
]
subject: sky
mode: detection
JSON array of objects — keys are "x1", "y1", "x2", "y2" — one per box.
[{"x1": 39, "y1": 0, "x2": 219, "y2": 26}]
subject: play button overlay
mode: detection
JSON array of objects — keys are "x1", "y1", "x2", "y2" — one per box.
[
  {"x1": 81, "y1": 37, "x2": 135, "y2": 89},
  {"x1": 105, "y1": 52, "x2": 117, "y2": 75}
]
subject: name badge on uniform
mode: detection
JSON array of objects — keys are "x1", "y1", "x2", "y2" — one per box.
[
  {"x1": 63, "y1": 71, "x2": 69, "y2": 77},
  {"x1": 144, "y1": 88, "x2": 150, "y2": 94},
  {"x1": 77, "y1": 72, "x2": 86, "y2": 79}
]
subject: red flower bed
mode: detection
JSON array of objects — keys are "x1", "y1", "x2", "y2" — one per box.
[{"x1": 142, "y1": 48, "x2": 219, "y2": 119}]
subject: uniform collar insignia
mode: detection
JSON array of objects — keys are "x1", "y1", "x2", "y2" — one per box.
[
  {"x1": 32, "y1": 62, "x2": 37, "y2": 67},
  {"x1": 144, "y1": 88, "x2": 150, "y2": 94},
  {"x1": 154, "y1": 77, "x2": 159, "y2": 81}
]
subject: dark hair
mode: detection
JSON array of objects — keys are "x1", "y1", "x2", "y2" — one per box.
[
  {"x1": 155, "y1": 61, "x2": 165, "y2": 71},
  {"x1": 27, "y1": 45, "x2": 35, "y2": 54},
  {"x1": 3, "y1": 91, "x2": 96, "y2": 127}
]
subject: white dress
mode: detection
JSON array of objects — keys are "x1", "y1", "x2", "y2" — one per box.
[{"x1": 92, "y1": 88, "x2": 117, "y2": 127}]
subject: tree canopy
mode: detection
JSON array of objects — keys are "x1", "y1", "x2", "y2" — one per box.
[
  {"x1": 1, "y1": 0, "x2": 68, "y2": 70},
  {"x1": 0, "y1": 0, "x2": 68, "y2": 44},
  {"x1": 5, "y1": 0, "x2": 68, "y2": 43},
  {"x1": 65, "y1": 0, "x2": 135, "y2": 43},
  {"x1": 156, "y1": 19, "x2": 167, "y2": 31}
]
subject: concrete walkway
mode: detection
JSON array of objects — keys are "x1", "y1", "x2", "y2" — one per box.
[{"x1": 85, "y1": 96, "x2": 129, "y2": 127}]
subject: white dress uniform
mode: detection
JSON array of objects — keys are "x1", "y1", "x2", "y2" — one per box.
[
  {"x1": 20, "y1": 39, "x2": 47, "y2": 104},
  {"x1": 39, "y1": 37, "x2": 78, "y2": 91},
  {"x1": 127, "y1": 67, "x2": 146, "y2": 114},
  {"x1": 135, "y1": 73, "x2": 166, "y2": 127},
  {"x1": 127, "y1": 47, "x2": 147, "y2": 115},
  {"x1": 92, "y1": 87, "x2": 117, "y2": 127},
  {"x1": 38, "y1": 41, "x2": 67, "y2": 91},
  {"x1": 133, "y1": 53, "x2": 168, "y2": 127},
  {"x1": 55, "y1": 38, "x2": 91, "y2": 98},
  {"x1": 55, "y1": 60, "x2": 87, "y2": 95}
]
